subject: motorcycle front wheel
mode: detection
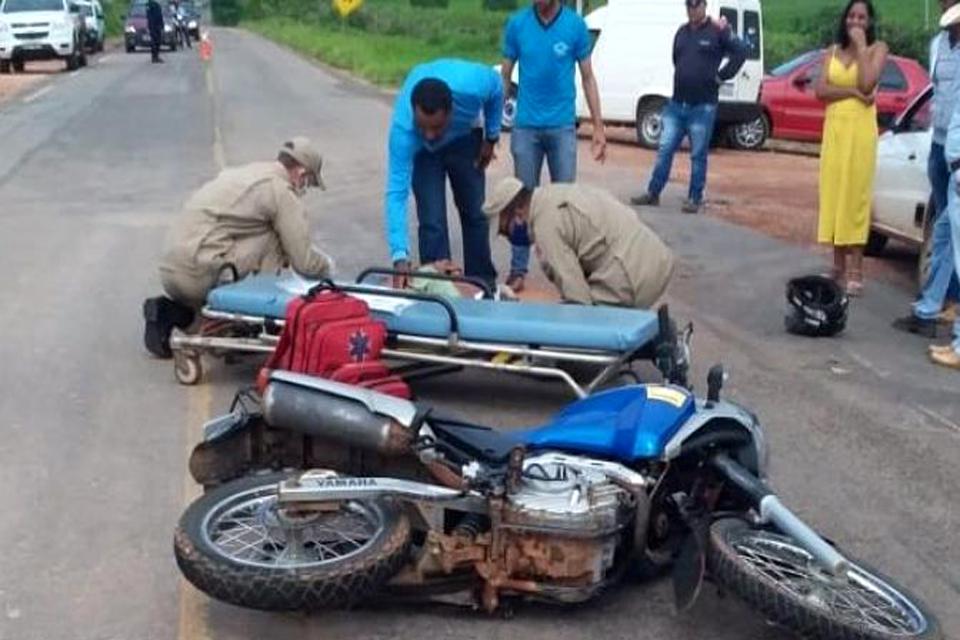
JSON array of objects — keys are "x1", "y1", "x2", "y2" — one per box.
[
  {"x1": 174, "y1": 472, "x2": 411, "y2": 611},
  {"x1": 708, "y1": 518, "x2": 940, "y2": 640}
]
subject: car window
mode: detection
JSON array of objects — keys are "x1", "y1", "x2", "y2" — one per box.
[
  {"x1": 770, "y1": 51, "x2": 820, "y2": 77},
  {"x1": 2, "y1": 0, "x2": 65, "y2": 12},
  {"x1": 128, "y1": 4, "x2": 145, "y2": 16},
  {"x1": 743, "y1": 10, "x2": 761, "y2": 61},
  {"x1": 879, "y1": 61, "x2": 908, "y2": 92},
  {"x1": 897, "y1": 88, "x2": 933, "y2": 132},
  {"x1": 720, "y1": 7, "x2": 738, "y2": 35},
  {"x1": 79, "y1": 4, "x2": 92, "y2": 15}
]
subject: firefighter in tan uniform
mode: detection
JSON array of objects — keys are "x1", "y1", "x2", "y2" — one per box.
[
  {"x1": 483, "y1": 177, "x2": 674, "y2": 308},
  {"x1": 143, "y1": 137, "x2": 334, "y2": 358}
]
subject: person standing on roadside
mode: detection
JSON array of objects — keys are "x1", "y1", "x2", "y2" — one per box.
[
  {"x1": 814, "y1": 0, "x2": 887, "y2": 297},
  {"x1": 499, "y1": 0, "x2": 606, "y2": 293},
  {"x1": 146, "y1": 0, "x2": 164, "y2": 64},
  {"x1": 384, "y1": 58, "x2": 502, "y2": 291},
  {"x1": 929, "y1": 4, "x2": 960, "y2": 371},
  {"x1": 893, "y1": 0, "x2": 960, "y2": 336},
  {"x1": 630, "y1": 0, "x2": 746, "y2": 214}
]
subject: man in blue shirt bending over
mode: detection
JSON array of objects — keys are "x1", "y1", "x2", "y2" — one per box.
[
  {"x1": 384, "y1": 58, "x2": 503, "y2": 289},
  {"x1": 500, "y1": 0, "x2": 606, "y2": 293}
]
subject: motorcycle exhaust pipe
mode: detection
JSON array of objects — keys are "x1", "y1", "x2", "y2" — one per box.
[
  {"x1": 263, "y1": 379, "x2": 412, "y2": 456},
  {"x1": 710, "y1": 453, "x2": 848, "y2": 575}
]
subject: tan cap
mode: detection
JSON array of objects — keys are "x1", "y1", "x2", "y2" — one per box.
[
  {"x1": 942, "y1": 4, "x2": 960, "y2": 28},
  {"x1": 482, "y1": 177, "x2": 525, "y2": 218},
  {"x1": 279, "y1": 136, "x2": 326, "y2": 190}
]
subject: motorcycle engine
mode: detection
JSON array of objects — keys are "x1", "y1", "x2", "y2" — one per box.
[{"x1": 500, "y1": 456, "x2": 635, "y2": 597}]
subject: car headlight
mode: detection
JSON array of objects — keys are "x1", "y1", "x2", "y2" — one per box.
[
  {"x1": 188, "y1": 20, "x2": 197, "y2": 28},
  {"x1": 125, "y1": 25, "x2": 136, "y2": 33}
]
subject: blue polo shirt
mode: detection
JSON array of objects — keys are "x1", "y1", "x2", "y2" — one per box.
[
  {"x1": 503, "y1": 5, "x2": 592, "y2": 128},
  {"x1": 384, "y1": 59, "x2": 503, "y2": 263}
]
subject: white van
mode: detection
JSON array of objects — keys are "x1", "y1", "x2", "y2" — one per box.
[{"x1": 502, "y1": 0, "x2": 766, "y2": 150}]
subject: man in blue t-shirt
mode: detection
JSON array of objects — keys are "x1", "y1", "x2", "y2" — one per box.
[
  {"x1": 631, "y1": 0, "x2": 745, "y2": 214},
  {"x1": 384, "y1": 58, "x2": 503, "y2": 289},
  {"x1": 500, "y1": 0, "x2": 606, "y2": 293}
]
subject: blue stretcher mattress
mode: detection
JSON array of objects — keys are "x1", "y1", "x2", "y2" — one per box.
[{"x1": 206, "y1": 274, "x2": 660, "y2": 353}]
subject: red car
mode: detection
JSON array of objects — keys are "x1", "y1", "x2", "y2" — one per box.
[{"x1": 760, "y1": 50, "x2": 929, "y2": 142}]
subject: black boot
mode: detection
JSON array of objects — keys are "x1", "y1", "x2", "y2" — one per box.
[{"x1": 143, "y1": 296, "x2": 195, "y2": 358}]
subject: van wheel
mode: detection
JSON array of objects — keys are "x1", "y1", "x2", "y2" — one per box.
[
  {"x1": 502, "y1": 83, "x2": 517, "y2": 131},
  {"x1": 66, "y1": 52, "x2": 79, "y2": 71},
  {"x1": 728, "y1": 114, "x2": 769, "y2": 151},
  {"x1": 0, "y1": 60, "x2": 10, "y2": 74},
  {"x1": 636, "y1": 98, "x2": 667, "y2": 149},
  {"x1": 864, "y1": 230, "x2": 888, "y2": 256}
]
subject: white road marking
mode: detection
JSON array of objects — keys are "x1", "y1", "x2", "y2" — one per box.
[
  {"x1": 68, "y1": 70, "x2": 80, "y2": 77},
  {"x1": 21, "y1": 86, "x2": 54, "y2": 104},
  {"x1": 98, "y1": 54, "x2": 114, "y2": 64},
  {"x1": 915, "y1": 405, "x2": 960, "y2": 436}
]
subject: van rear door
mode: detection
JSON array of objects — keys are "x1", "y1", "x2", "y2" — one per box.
[{"x1": 718, "y1": 1, "x2": 763, "y2": 103}]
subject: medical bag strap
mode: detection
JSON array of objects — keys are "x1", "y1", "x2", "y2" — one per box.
[
  {"x1": 356, "y1": 267, "x2": 494, "y2": 299},
  {"x1": 307, "y1": 280, "x2": 462, "y2": 346}
]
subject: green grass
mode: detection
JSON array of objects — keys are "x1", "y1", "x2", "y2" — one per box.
[{"x1": 237, "y1": 0, "x2": 935, "y2": 88}]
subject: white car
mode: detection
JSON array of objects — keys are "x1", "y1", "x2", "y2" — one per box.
[
  {"x1": 76, "y1": 0, "x2": 103, "y2": 52},
  {"x1": 870, "y1": 84, "x2": 934, "y2": 287},
  {"x1": 0, "y1": 0, "x2": 87, "y2": 72}
]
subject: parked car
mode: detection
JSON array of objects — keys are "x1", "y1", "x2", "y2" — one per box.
[
  {"x1": 76, "y1": 0, "x2": 103, "y2": 52},
  {"x1": 0, "y1": 0, "x2": 87, "y2": 72},
  {"x1": 870, "y1": 84, "x2": 934, "y2": 288},
  {"x1": 124, "y1": 0, "x2": 179, "y2": 53},
  {"x1": 760, "y1": 49, "x2": 929, "y2": 143},
  {"x1": 501, "y1": 0, "x2": 768, "y2": 151}
]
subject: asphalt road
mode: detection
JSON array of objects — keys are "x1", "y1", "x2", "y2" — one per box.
[{"x1": 0, "y1": 30, "x2": 956, "y2": 640}]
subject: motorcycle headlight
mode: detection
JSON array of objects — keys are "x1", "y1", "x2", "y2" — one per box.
[
  {"x1": 163, "y1": 23, "x2": 172, "y2": 32},
  {"x1": 188, "y1": 20, "x2": 197, "y2": 28}
]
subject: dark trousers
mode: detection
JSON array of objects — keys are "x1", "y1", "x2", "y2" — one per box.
[
  {"x1": 412, "y1": 129, "x2": 496, "y2": 286},
  {"x1": 149, "y1": 28, "x2": 162, "y2": 61}
]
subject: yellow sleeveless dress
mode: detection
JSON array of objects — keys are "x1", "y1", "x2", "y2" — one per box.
[{"x1": 818, "y1": 50, "x2": 879, "y2": 246}]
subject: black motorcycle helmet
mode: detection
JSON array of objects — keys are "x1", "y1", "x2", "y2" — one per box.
[{"x1": 784, "y1": 275, "x2": 849, "y2": 337}]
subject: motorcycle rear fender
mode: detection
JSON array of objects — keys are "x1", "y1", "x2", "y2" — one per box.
[{"x1": 661, "y1": 401, "x2": 768, "y2": 478}]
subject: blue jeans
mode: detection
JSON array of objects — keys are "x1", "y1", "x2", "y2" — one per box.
[
  {"x1": 646, "y1": 100, "x2": 718, "y2": 204},
  {"x1": 944, "y1": 178, "x2": 960, "y2": 353},
  {"x1": 508, "y1": 126, "x2": 578, "y2": 277},
  {"x1": 912, "y1": 142, "x2": 959, "y2": 319},
  {"x1": 412, "y1": 129, "x2": 496, "y2": 287}
]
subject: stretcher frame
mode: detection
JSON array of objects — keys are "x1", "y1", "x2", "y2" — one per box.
[{"x1": 168, "y1": 270, "x2": 690, "y2": 397}]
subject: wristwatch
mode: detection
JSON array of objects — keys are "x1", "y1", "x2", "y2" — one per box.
[
  {"x1": 485, "y1": 135, "x2": 499, "y2": 144},
  {"x1": 950, "y1": 158, "x2": 960, "y2": 173}
]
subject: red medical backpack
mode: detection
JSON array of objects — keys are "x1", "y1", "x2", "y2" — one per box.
[{"x1": 257, "y1": 288, "x2": 410, "y2": 399}]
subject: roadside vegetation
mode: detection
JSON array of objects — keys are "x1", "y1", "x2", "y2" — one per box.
[{"x1": 219, "y1": 0, "x2": 933, "y2": 88}]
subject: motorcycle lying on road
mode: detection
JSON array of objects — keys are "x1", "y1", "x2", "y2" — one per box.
[{"x1": 174, "y1": 366, "x2": 939, "y2": 640}]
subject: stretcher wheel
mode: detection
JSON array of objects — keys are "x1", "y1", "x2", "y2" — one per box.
[{"x1": 174, "y1": 351, "x2": 202, "y2": 385}]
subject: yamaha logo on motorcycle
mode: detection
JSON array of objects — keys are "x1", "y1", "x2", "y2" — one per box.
[{"x1": 174, "y1": 369, "x2": 941, "y2": 640}]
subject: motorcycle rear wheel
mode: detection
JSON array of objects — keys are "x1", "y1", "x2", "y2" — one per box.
[
  {"x1": 708, "y1": 518, "x2": 940, "y2": 639},
  {"x1": 174, "y1": 472, "x2": 411, "y2": 611}
]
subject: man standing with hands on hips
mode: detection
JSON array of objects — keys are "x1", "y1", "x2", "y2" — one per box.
[
  {"x1": 500, "y1": 0, "x2": 606, "y2": 293},
  {"x1": 384, "y1": 58, "x2": 503, "y2": 291},
  {"x1": 631, "y1": 0, "x2": 746, "y2": 214}
]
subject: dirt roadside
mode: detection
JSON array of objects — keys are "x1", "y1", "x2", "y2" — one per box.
[{"x1": 0, "y1": 60, "x2": 64, "y2": 102}]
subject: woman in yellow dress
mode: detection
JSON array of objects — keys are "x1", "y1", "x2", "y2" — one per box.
[{"x1": 815, "y1": 0, "x2": 888, "y2": 296}]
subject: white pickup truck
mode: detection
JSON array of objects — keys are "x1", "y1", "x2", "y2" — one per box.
[{"x1": 0, "y1": 0, "x2": 87, "y2": 73}]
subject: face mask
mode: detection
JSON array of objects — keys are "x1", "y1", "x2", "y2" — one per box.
[{"x1": 509, "y1": 221, "x2": 532, "y2": 247}]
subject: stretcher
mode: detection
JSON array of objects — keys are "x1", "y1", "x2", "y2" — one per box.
[{"x1": 168, "y1": 268, "x2": 690, "y2": 397}]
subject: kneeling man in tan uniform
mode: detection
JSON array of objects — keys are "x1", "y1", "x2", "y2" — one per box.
[
  {"x1": 483, "y1": 177, "x2": 674, "y2": 308},
  {"x1": 143, "y1": 137, "x2": 334, "y2": 358}
]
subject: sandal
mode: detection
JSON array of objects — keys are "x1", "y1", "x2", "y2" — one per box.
[
  {"x1": 505, "y1": 273, "x2": 526, "y2": 293},
  {"x1": 845, "y1": 280, "x2": 864, "y2": 297}
]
